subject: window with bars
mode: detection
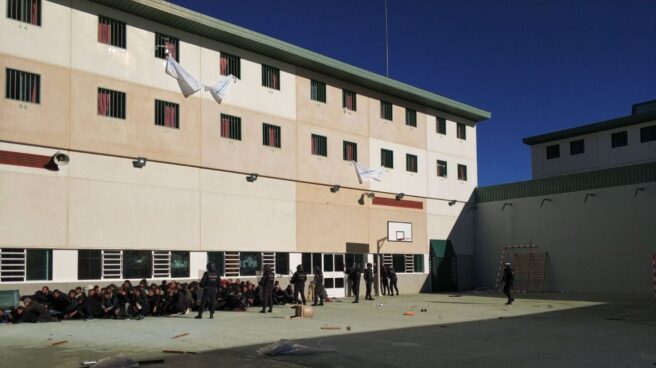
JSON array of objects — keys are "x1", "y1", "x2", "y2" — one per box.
[
  {"x1": 122, "y1": 250, "x2": 152, "y2": 279},
  {"x1": 456, "y1": 123, "x2": 466, "y2": 140},
  {"x1": 392, "y1": 254, "x2": 406, "y2": 273},
  {"x1": 640, "y1": 125, "x2": 656, "y2": 143},
  {"x1": 437, "y1": 117, "x2": 446, "y2": 134},
  {"x1": 611, "y1": 131, "x2": 628, "y2": 148},
  {"x1": 262, "y1": 64, "x2": 280, "y2": 90},
  {"x1": 78, "y1": 250, "x2": 102, "y2": 280},
  {"x1": 381, "y1": 101, "x2": 393, "y2": 120},
  {"x1": 7, "y1": 0, "x2": 40, "y2": 25},
  {"x1": 546, "y1": 144, "x2": 560, "y2": 160},
  {"x1": 97, "y1": 88, "x2": 126, "y2": 119},
  {"x1": 262, "y1": 123, "x2": 281, "y2": 148},
  {"x1": 0, "y1": 249, "x2": 52, "y2": 282},
  {"x1": 406, "y1": 154, "x2": 418, "y2": 173},
  {"x1": 437, "y1": 160, "x2": 447, "y2": 177},
  {"x1": 301, "y1": 253, "x2": 322, "y2": 274},
  {"x1": 207, "y1": 251, "x2": 225, "y2": 276},
  {"x1": 171, "y1": 251, "x2": 189, "y2": 278},
  {"x1": 570, "y1": 139, "x2": 585, "y2": 155},
  {"x1": 5, "y1": 68, "x2": 40, "y2": 103},
  {"x1": 220, "y1": 113, "x2": 241, "y2": 140},
  {"x1": 220, "y1": 52, "x2": 241, "y2": 79},
  {"x1": 343, "y1": 141, "x2": 357, "y2": 162},
  {"x1": 155, "y1": 33, "x2": 179, "y2": 61},
  {"x1": 311, "y1": 134, "x2": 327, "y2": 156},
  {"x1": 155, "y1": 100, "x2": 179, "y2": 129},
  {"x1": 343, "y1": 89, "x2": 356, "y2": 111},
  {"x1": 98, "y1": 16, "x2": 126, "y2": 48},
  {"x1": 413, "y1": 254, "x2": 425, "y2": 273},
  {"x1": 381, "y1": 148, "x2": 394, "y2": 168},
  {"x1": 239, "y1": 252, "x2": 261, "y2": 276},
  {"x1": 275, "y1": 253, "x2": 289, "y2": 275},
  {"x1": 406, "y1": 108, "x2": 417, "y2": 127},
  {"x1": 457, "y1": 164, "x2": 468, "y2": 181},
  {"x1": 311, "y1": 80, "x2": 326, "y2": 103}
]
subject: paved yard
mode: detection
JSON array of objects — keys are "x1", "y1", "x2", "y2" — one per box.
[{"x1": 0, "y1": 292, "x2": 653, "y2": 367}]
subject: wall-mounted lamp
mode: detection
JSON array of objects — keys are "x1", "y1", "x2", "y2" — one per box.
[
  {"x1": 132, "y1": 157, "x2": 147, "y2": 169},
  {"x1": 395, "y1": 193, "x2": 405, "y2": 200},
  {"x1": 448, "y1": 200, "x2": 457, "y2": 206},
  {"x1": 501, "y1": 202, "x2": 513, "y2": 212},
  {"x1": 246, "y1": 173, "x2": 258, "y2": 182},
  {"x1": 584, "y1": 193, "x2": 595, "y2": 203},
  {"x1": 330, "y1": 185, "x2": 340, "y2": 193},
  {"x1": 358, "y1": 192, "x2": 375, "y2": 205},
  {"x1": 634, "y1": 187, "x2": 645, "y2": 198},
  {"x1": 540, "y1": 198, "x2": 552, "y2": 207}
]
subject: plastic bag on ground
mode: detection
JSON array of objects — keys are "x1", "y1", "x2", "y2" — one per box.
[
  {"x1": 81, "y1": 355, "x2": 139, "y2": 368},
  {"x1": 257, "y1": 339, "x2": 332, "y2": 356}
]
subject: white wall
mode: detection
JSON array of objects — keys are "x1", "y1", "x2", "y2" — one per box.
[{"x1": 368, "y1": 138, "x2": 428, "y2": 197}]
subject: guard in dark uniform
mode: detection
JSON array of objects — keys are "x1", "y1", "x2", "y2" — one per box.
[
  {"x1": 502, "y1": 262, "x2": 515, "y2": 305},
  {"x1": 312, "y1": 265, "x2": 324, "y2": 306},
  {"x1": 388, "y1": 266, "x2": 399, "y2": 296},
  {"x1": 349, "y1": 263, "x2": 362, "y2": 303},
  {"x1": 364, "y1": 263, "x2": 375, "y2": 300},
  {"x1": 259, "y1": 264, "x2": 275, "y2": 313},
  {"x1": 196, "y1": 262, "x2": 221, "y2": 319},
  {"x1": 290, "y1": 265, "x2": 307, "y2": 305}
]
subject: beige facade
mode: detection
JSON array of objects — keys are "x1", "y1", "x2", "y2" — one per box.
[{"x1": 0, "y1": 0, "x2": 488, "y2": 290}]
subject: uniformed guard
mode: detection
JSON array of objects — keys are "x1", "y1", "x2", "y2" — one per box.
[
  {"x1": 259, "y1": 264, "x2": 275, "y2": 313},
  {"x1": 311, "y1": 265, "x2": 324, "y2": 306},
  {"x1": 364, "y1": 263, "x2": 375, "y2": 300},
  {"x1": 502, "y1": 262, "x2": 515, "y2": 305},
  {"x1": 388, "y1": 266, "x2": 399, "y2": 296},
  {"x1": 290, "y1": 264, "x2": 308, "y2": 305},
  {"x1": 349, "y1": 263, "x2": 362, "y2": 303},
  {"x1": 195, "y1": 262, "x2": 220, "y2": 319}
]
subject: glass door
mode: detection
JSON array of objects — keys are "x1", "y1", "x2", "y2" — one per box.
[{"x1": 322, "y1": 253, "x2": 345, "y2": 298}]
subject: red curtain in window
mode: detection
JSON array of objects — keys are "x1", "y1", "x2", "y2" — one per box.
[
  {"x1": 346, "y1": 144, "x2": 353, "y2": 161},
  {"x1": 269, "y1": 126, "x2": 277, "y2": 147},
  {"x1": 220, "y1": 55, "x2": 228, "y2": 75},
  {"x1": 30, "y1": 79, "x2": 37, "y2": 103},
  {"x1": 271, "y1": 72, "x2": 278, "y2": 89},
  {"x1": 31, "y1": 0, "x2": 38, "y2": 25},
  {"x1": 98, "y1": 22, "x2": 111, "y2": 44},
  {"x1": 311, "y1": 136, "x2": 317, "y2": 154},
  {"x1": 165, "y1": 41, "x2": 176, "y2": 60},
  {"x1": 221, "y1": 117, "x2": 229, "y2": 137},
  {"x1": 346, "y1": 94, "x2": 353, "y2": 110},
  {"x1": 164, "y1": 105, "x2": 176, "y2": 128},
  {"x1": 98, "y1": 91, "x2": 110, "y2": 116}
]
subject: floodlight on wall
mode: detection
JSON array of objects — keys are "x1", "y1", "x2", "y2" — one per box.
[
  {"x1": 246, "y1": 173, "x2": 258, "y2": 182},
  {"x1": 330, "y1": 185, "x2": 340, "y2": 193},
  {"x1": 634, "y1": 187, "x2": 645, "y2": 198},
  {"x1": 448, "y1": 200, "x2": 457, "y2": 206},
  {"x1": 132, "y1": 157, "x2": 147, "y2": 168},
  {"x1": 501, "y1": 202, "x2": 513, "y2": 212},
  {"x1": 53, "y1": 152, "x2": 70, "y2": 166},
  {"x1": 358, "y1": 192, "x2": 375, "y2": 205},
  {"x1": 540, "y1": 198, "x2": 552, "y2": 207},
  {"x1": 395, "y1": 193, "x2": 405, "y2": 200},
  {"x1": 584, "y1": 193, "x2": 595, "y2": 203}
]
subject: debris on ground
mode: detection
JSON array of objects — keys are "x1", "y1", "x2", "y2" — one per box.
[
  {"x1": 171, "y1": 332, "x2": 189, "y2": 339},
  {"x1": 403, "y1": 312, "x2": 416, "y2": 316},
  {"x1": 320, "y1": 325, "x2": 341, "y2": 330},
  {"x1": 257, "y1": 339, "x2": 332, "y2": 356},
  {"x1": 49, "y1": 340, "x2": 68, "y2": 346},
  {"x1": 439, "y1": 325, "x2": 448, "y2": 328},
  {"x1": 346, "y1": 326, "x2": 351, "y2": 331},
  {"x1": 80, "y1": 355, "x2": 139, "y2": 368},
  {"x1": 162, "y1": 350, "x2": 197, "y2": 355}
]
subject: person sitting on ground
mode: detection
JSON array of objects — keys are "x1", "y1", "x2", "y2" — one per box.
[
  {"x1": 101, "y1": 290, "x2": 117, "y2": 318},
  {"x1": 21, "y1": 297, "x2": 57, "y2": 323},
  {"x1": 49, "y1": 289, "x2": 70, "y2": 319}
]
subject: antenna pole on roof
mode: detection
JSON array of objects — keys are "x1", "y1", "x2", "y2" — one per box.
[{"x1": 384, "y1": 0, "x2": 389, "y2": 77}]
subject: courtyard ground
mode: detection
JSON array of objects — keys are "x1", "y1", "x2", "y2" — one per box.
[{"x1": 0, "y1": 292, "x2": 653, "y2": 367}]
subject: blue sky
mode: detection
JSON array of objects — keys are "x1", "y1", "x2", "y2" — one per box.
[{"x1": 169, "y1": 0, "x2": 656, "y2": 186}]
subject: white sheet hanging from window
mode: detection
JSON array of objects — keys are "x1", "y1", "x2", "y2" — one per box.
[
  {"x1": 165, "y1": 56, "x2": 203, "y2": 98},
  {"x1": 353, "y1": 161, "x2": 384, "y2": 184},
  {"x1": 206, "y1": 75, "x2": 237, "y2": 104}
]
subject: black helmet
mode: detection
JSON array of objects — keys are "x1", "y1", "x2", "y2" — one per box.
[{"x1": 296, "y1": 264, "x2": 304, "y2": 272}]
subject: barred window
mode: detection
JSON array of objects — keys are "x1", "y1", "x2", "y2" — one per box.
[
  {"x1": 311, "y1": 134, "x2": 327, "y2": 156},
  {"x1": 437, "y1": 117, "x2": 446, "y2": 134},
  {"x1": 570, "y1": 139, "x2": 585, "y2": 155},
  {"x1": 437, "y1": 160, "x2": 447, "y2": 177},
  {"x1": 207, "y1": 251, "x2": 225, "y2": 276},
  {"x1": 381, "y1": 100, "x2": 393, "y2": 120},
  {"x1": 78, "y1": 250, "x2": 102, "y2": 280},
  {"x1": 611, "y1": 131, "x2": 628, "y2": 148},
  {"x1": 343, "y1": 89, "x2": 356, "y2": 111},
  {"x1": 98, "y1": 16, "x2": 126, "y2": 48},
  {"x1": 220, "y1": 52, "x2": 241, "y2": 79},
  {"x1": 457, "y1": 164, "x2": 467, "y2": 181},
  {"x1": 5, "y1": 68, "x2": 40, "y2": 103},
  {"x1": 275, "y1": 253, "x2": 289, "y2": 275},
  {"x1": 406, "y1": 154, "x2": 418, "y2": 173},
  {"x1": 7, "y1": 0, "x2": 41, "y2": 25},
  {"x1": 381, "y1": 148, "x2": 394, "y2": 168},
  {"x1": 155, "y1": 33, "x2": 179, "y2": 61},
  {"x1": 343, "y1": 141, "x2": 357, "y2": 162},
  {"x1": 263, "y1": 123, "x2": 281, "y2": 148},
  {"x1": 311, "y1": 80, "x2": 326, "y2": 103},
  {"x1": 413, "y1": 254, "x2": 425, "y2": 273},
  {"x1": 97, "y1": 87, "x2": 126, "y2": 119},
  {"x1": 262, "y1": 64, "x2": 280, "y2": 90},
  {"x1": 640, "y1": 125, "x2": 656, "y2": 143},
  {"x1": 220, "y1": 114, "x2": 242, "y2": 140},
  {"x1": 406, "y1": 108, "x2": 417, "y2": 127},
  {"x1": 546, "y1": 144, "x2": 560, "y2": 160},
  {"x1": 456, "y1": 123, "x2": 466, "y2": 140},
  {"x1": 154, "y1": 100, "x2": 179, "y2": 129}
]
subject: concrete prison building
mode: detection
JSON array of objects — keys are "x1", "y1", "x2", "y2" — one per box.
[{"x1": 0, "y1": 0, "x2": 490, "y2": 295}]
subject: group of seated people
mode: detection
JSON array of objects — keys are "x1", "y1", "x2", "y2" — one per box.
[{"x1": 0, "y1": 277, "x2": 319, "y2": 324}]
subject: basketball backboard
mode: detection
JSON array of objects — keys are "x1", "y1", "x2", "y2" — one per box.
[{"x1": 388, "y1": 221, "x2": 412, "y2": 242}]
